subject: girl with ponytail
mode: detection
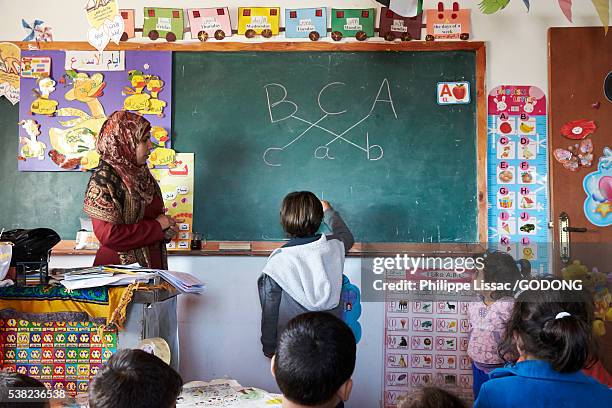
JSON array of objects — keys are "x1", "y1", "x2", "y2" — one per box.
[{"x1": 474, "y1": 285, "x2": 611, "y2": 407}]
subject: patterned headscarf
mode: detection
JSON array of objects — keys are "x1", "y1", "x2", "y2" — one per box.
[{"x1": 96, "y1": 111, "x2": 156, "y2": 203}]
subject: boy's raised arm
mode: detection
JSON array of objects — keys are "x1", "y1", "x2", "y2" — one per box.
[{"x1": 322, "y1": 201, "x2": 355, "y2": 253}]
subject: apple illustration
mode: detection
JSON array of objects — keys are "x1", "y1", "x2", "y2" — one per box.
[
  {"x1": 500, "y1": 122, "x2": 512, "y2": 134},
  {"x1": 452, "y1": 84, "x2": 466, "y2": 100}
]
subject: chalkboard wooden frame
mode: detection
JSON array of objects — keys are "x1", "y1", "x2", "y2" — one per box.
[{"x1": 12, "y1": 41, "x2": 486, "y2": 255}]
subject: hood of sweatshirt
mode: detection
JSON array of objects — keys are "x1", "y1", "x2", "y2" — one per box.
[{"x1": 262, "y1": 234, "x2": 345, "y2": 311}]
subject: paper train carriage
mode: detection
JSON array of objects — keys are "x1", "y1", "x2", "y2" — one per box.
[{"x1": 116, "y1": 4, "x2": 469, "y2": 43}]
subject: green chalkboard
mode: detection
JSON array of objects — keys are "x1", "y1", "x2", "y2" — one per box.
[
  {"x1": 173, "y1": 51, "x2": 479, "y2": 243},
  {"x1": 0, "y1": 50, "x2": 480, "y2": 243},
  {"x1": 0, "y1": 99, "x2": 90, "y2": 239}
]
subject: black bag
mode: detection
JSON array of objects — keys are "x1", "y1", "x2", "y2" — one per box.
[{"x1": 1, "y1": 228, "x2": 61, "y2": 266}]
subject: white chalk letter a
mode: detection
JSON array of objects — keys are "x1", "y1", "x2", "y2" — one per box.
[{"x1": 369, "y1": 79, "x2": 398, "y2": 119}]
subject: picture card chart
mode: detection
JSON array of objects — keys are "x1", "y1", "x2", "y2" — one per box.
[
  {"x1": 0, "y1": 317, "x2": 117, "y2": 397},
  {"x1": 487, "y1": 86, "x2": 550, "y2": 275},
  {"x1": 383, "y1": 269, "x2": 474, "y2": 407}
]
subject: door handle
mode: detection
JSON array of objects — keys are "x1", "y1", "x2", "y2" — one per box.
[
  {"x1": 558, "y1": 212, "x2": 588, "y2": 264},
  {"x1": 562, "y1": 227, "x2": 588, "y2": 233},
  {"x1": 559, "y1": 212, "x2": 571, "y2": 264}
]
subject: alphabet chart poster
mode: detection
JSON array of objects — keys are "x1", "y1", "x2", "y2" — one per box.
[
  {"x1": 487, "y1": 85, "x2": 550, "y2": 275},
  {"x1": 383, "y1": 269, "x2": 474, "y2": 407}
]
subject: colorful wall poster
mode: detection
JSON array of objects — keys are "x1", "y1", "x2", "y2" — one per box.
[
  {"x1": 0, "y1": 317, "x2": 117, "y2": 397},
  {"x1": 151, "y1": 153, "x2": 195, "y2": 251},
  {"x1": 85, "y1": 0, "x2": 124, "y2": 51},
  {"x1": 18, "y1": 50, "x2": 172, "y2": 171},
  {"x1": 0, "y1": 42, "x2": 21, "y2": 105},
  {"x1": 383, "y1": 269, "x2": 474, "y2": 407},
  {"x1": 487, "y1": 85, "x2": 550, "y2": 275}
]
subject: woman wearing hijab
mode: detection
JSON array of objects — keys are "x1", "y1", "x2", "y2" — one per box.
[{"x1": 83, "y1": 111, "x2": 177, "y2": 269}]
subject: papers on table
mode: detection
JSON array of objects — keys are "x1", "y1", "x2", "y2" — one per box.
[
  {"x1": 157, "y1": 270, "x2": 205, "y2": 294},
  {"x1": 60, "y1": 272, "x2": 157, "y2": 290},
  {"x1": 57, "y1": 264, "x2": 205, "y2": 293}
]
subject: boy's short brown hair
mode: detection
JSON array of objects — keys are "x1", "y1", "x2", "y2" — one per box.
[
  {"x1": 89, "y1": 349, "x2": 182, "y2": 408},
  {"x1": 280, "y1": 191, "x2": 323, "y2": 237},
  {"x1": 397, "y1": 386, "x2": 466, "y2": 408}
]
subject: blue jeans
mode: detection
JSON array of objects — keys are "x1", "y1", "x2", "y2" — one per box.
[{"x1": 472, "y1": 363, "x2": 490, "y2": 399}]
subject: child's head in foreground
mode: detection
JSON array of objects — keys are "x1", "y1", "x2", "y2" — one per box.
[
  {"x1": 280, "y1": 191, "x2": 323, "y2": 238},
  {"x1": 272, "y1": 312, "x2": 356, "y2": 408},
  {"x1": 397, "y1": 386, "x2": 467, "y2": 408},
  {"x1": 88, "y1": 348, "x2": 183, "y2": 408},
  {"x1": 0, "y1": 371, "x2": 49, "y2": 408},
  {"x1": 498, "y1": 284, "x2": 595, "y2": 372}
]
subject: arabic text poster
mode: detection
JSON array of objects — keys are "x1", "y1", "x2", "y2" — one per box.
[
  {"x1": 487, "y1": 85, "x2": 549, "y2": 275},
  {"x1": 383, "y1": 269, "x2": 474, "y2": 407},
  {"x1": 18, "y1": 50, "x2": 171, "y2": 171},
  {"x1": 151, "y1": 153, "x2": 195, "y2": 251}
]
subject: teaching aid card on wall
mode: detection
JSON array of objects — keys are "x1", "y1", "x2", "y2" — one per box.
[
  {"x1": 0, "y1": 42, "x2": 21, "y2": 104},
  {"x1": 487, "y1": 85, "x2": 550, "y2": 275},
  {"x1": 383, "y1": 268, "x2": 475, "y2": 407},
  {"x1": 151, "y1": 153, "x2": 195, "y2": 251},
  {"x1": 18, "y1": 50, "x2": 172, "y2": 172}
]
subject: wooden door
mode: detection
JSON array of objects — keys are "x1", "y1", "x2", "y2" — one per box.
[{"x1": 549, "y1": 27, "x2": 612, "y2": 373}]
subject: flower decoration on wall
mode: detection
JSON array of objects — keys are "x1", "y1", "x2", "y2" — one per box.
[{"x1": 560, "y1": 119, "x2": 597, "y2": 140}]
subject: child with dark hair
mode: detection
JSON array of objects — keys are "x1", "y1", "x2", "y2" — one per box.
[
  {"x1": 259, "y1": 192, "x2": 354, "y2": 357},
  {"x1": 0, "y1": 371, "x2": 49, "y2": 408},
  {"x1": 467, "y1": 251, "x2": 530, "y2": 398},
  {"x1": 474, "y1": 286, "x2": 612, "y2": 407},
  {"x1": 397, "y1": 386, "x2": 466, "y2": 408},
  {"x1": 272, "y1": 312, "x2": 356, "y2": 408},
  {"x1": 88, "y1": 349, "x2": 183, "y2": 408}
]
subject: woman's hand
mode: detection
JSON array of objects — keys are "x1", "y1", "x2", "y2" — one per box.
[{"x1": 155, "y1": 214, "x2": 176, "y2": 230}]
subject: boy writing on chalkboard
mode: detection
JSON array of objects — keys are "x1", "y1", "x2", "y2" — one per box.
[{"x1": 258, "y1": 191, "x2": 354, "y2": 357}]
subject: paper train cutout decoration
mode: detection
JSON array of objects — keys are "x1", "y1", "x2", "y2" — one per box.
[{"x1": 115, "y1": 4, "x2": 471, "y2": 42}]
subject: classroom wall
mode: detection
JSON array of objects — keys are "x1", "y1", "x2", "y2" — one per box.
[
  {"x1": 5, "y1": 1, "x2": 605, "y2": 406},
  {"x1": 50, "y1": 255, "x2": 384, "y2": 406},
  {"x1": 0, "y1": 0, "x2": 604, "y2": 93}
]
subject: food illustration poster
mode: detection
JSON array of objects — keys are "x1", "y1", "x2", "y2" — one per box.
[
  {"x1": 383, "y1": 269, "x2": 474, "y2": 407},
  {"x1": 151, "y1": 153, "x2": 194, "y2": 251},
  {"x1": 18, "y1": 50, "x2": 172, "y2": 171},
  {"x1": 0, "y1": 42, "x2": 21, "y2": 104},
  {"x1": 487, "y1": 85, "x2": 550, "y2": 275}
]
